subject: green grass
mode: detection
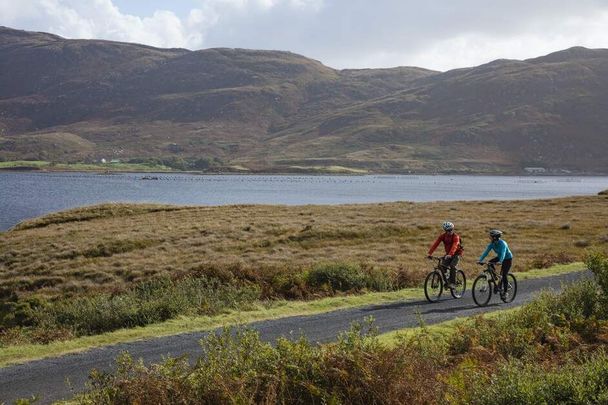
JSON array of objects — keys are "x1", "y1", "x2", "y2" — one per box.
[
  {"x1": 0, "y1": 264, "x2": 584, "y2": 368},
  {"x1": 0, "y1": 160, "x2": 173, "y2": 172},
  {"x1": 377, "y1": 307, "x2": 520, "y2": 346},
  {"x1": 0, "y1": 160, "x2": 49, "y2": 168},
  {"x1": 288, "y1": 165, "x2": 368, "y2": 174},
  {"x1": 515, "y1": 262, "x2": 584, "y2": 280}
]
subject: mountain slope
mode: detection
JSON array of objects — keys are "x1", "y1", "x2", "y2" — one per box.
[
  {"x1": 271, "y1": 50, "x2": 608, "y2": 172},
  {"x1": 1, "y1": 26, "x2": 607, "y2": 173}
]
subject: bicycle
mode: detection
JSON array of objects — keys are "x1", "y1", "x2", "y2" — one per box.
[
  {"x1": 423, "y1": 255, "x2": 466, "y2": 302},
  {"x1": 472, "y1": 261, "x2": 517, "y2": 306}
]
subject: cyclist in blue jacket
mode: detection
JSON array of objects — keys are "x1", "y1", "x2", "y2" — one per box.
[{"x1": 477, "y1": 229, "x2": 513, "y2": 297}]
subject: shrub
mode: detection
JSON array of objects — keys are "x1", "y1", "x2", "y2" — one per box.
[
  {"x1": 80, "y1": 321, "x2": 447, "y2": 404},
  {"x1": 359, "y1": 264, "x2": 394, "y2": 291},
  {"x1": 460, "y1": 352, "x2": 608, "y2": 405},
  {"x1": 529, "y1": 252, "x2": 575, "y2": 269},
  {"x1": 449, "y1": 277, "x2": 602, "y2": 360},
  {"x1": 269, "y1": 272, "x2": 307, "y2": 299},
  {"x1": 306, "y1": 263, "x2": 367, "y2": 292},
  {"x1": 392, "y1": 266, "x2": 423, "y2": 288},
  {"x1": 0, "y1": 295, "x2": 48, "y2": 328},
  {"x1": 587, "y1": 251, "x2": 608, "y2": 298},
  {"x1": 34, "y1": 276, "x2": 259, "y2": 336}
]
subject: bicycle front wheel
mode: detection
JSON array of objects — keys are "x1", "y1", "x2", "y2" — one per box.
[
  {"x1": 472, "y1": 274, "x2": 492, "y2": 306},
  {"x1": 450, "y1": 270, "x2": 467, "y2": 299},
  {"x1": 424, "y1": 271, "x2": 443, "y2": 303},
  {"x1": 500, "y1": 273, "x2": 517, "y2": 303}
]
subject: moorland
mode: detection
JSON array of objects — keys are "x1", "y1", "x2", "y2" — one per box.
[{"x1": 1, "y1": 193, "x2": 606, "y2": 352}]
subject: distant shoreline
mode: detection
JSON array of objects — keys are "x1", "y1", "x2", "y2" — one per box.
[{"x1": 0, "y1": 164, "x2": 605, "y2": 177}]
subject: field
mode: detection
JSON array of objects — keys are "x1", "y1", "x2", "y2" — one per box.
[
  {"x1": 0, "y1": 160, "x2": 174, "y2": 172},
  {"x1": 3, "y1": 194, "x2": 607, "y2": 296},
  {"x1": 0, "y1": 194, "x2": 607, "y2": 348}
]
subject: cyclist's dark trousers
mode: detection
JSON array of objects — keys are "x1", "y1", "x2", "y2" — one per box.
[
  {"x1": 442, "y1": 255, "x2": 460, "y2": 283},
  {"x1": 490, "y1": 257, "x2": 512, "y2": 292}
]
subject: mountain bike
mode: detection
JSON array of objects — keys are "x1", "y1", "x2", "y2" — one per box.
[
  {"x1": 423, "y1": 255, "x2": 466, "y2": 302},
  {"x1": 472, "y1": 261, "x2": 517, "y2": 306}
]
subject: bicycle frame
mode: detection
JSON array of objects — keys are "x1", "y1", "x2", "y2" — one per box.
[
  {"x1": 481, "y1": 262, "x2": 502, "y2": 287},
  {"x1": 430, "y1": 256, "x2": 450, "y2": 283}
]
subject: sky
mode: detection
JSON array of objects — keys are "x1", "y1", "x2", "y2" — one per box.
[{"x1": 1, "y1": 0, "x2": 608, "y2": 71}]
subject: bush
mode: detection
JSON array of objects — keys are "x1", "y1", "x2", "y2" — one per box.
[
  {"x1": 460, "y1": 352, "x2": 608, "y2": 405},
  {"x1": 361, "y1": 264, "x2": 394, "y2": 291},
  {"x1": 529, "y1": 252, "x2": 575, "y2": 269},
  {"x1": 0, "y1": 295, "x2": 48, "y2": 328},
  {"x1": 33, "y1": 276, "x2": 259, "y2": 336},
  {"x1": 448, "y1": 276, "x2": 603, "y2": 360},
  {"x1": 587, "y1": 251, "x2": 608, "y2": 298},
  {"x1": 193, "y1": 261, "x2": 397, "y2": 299},
  {"x1": 80, "y1": 321, "x2": 447, "y2": 404},
  {"x1": 306, "y1": 263, "x2": 367, "y2": 292},
  {"x1": 392, "y1": 266, "x2": 422, "y2": 288}
]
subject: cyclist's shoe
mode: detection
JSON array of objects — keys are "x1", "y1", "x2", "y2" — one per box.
[
  {"x1": 446, "y1": 283, "x2": 456, "y2": 289},
  {"x1": 500, "y1": 291, "x2": 507, "y2": 300},
  {"x1": 493, "y1": 285, "x2": 499, "y2": 294}
]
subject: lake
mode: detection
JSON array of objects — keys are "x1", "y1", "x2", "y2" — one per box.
[{"x1": 1, "y1": 172, "x2": 607, "y2": 231}]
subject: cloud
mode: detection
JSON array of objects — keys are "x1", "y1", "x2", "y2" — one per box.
[
  {"x1": 1, "y1": 0, "x2": 608, "y2": 70},
  {"x1": 0, "y1": 0, "x2": 208, "y2": 48}
]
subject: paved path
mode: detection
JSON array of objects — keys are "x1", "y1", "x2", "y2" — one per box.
[{"x1": 0, "y1": 271, "x2": 589, "y2": 404}]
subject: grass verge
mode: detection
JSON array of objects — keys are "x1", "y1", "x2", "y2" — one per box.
[{"x1": 377, "y1": 307, "x2": 520, "y2": 346}]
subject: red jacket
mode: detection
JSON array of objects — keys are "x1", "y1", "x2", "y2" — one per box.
[{"x1": 428, "y1": 232, "x2": 463, "y2": 256}]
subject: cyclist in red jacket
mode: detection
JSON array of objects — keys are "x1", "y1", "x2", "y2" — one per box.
[{"x1": 427, "y1": 221, "x2": 463, "y2": 288}]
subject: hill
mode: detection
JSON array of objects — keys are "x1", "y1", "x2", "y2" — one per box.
[{"x1": 1, "y1": 26, "x2": 607, "y2": 173}]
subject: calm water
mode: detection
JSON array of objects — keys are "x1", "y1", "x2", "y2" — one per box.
[{"x1": 1, "y1": 172, "x2": 607, "y2": 231}]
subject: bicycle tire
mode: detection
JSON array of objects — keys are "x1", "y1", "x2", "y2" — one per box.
[
  {"x1": 450, "y1": 270, "x2": 467, "y2": 299},
  {"x1": 472, "y1": 274, "x2": 492, "y2": 306},
  {"x1": 500, "y1": 273, "x2": 517, "y2": 303},
  {"x1": 424, "y1": 271, "x2": 443, "y2": 303}
]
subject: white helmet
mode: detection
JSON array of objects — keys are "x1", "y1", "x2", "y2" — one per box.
[
  {"x1": 489, "y1": 229, "x2": 503, "y2": 238},
  {"x1": 442, "y1": 221, "x2": 454, "y2": 231}
]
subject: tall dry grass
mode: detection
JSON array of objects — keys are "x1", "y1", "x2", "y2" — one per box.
[{"x1": 2, "y1": 195, "x2": 607, "y2": 301}]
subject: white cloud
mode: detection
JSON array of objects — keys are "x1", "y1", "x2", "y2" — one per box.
[
  {"x1": 1, "y1": 0, "x2": 608, "y2": 70},
  {"x1": 0, "y1": 0, "x2": 209, "y2": 48}
]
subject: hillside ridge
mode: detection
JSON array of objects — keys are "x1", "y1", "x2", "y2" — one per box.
[{"x1": 1, "y1": 26, "x2": 607, "y2": 173}]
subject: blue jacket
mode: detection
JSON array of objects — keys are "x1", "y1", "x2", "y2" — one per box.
[{"x1": 479, "y1": 239, "x2": 513, "y2": 262}]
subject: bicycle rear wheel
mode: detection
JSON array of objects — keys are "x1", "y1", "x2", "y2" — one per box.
[
  {"x1": 472, "y1": 274, "x2": 492, "y2": 306},
  {"x1": 500, "y1": 273, "x2": 517, "y2": 303},
  {"x1": 424, "y1": 271, "x2": 443, "y2": 303},
  {"x1": 450, "y1": 270, "x2": 467, "y2": 299}
]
